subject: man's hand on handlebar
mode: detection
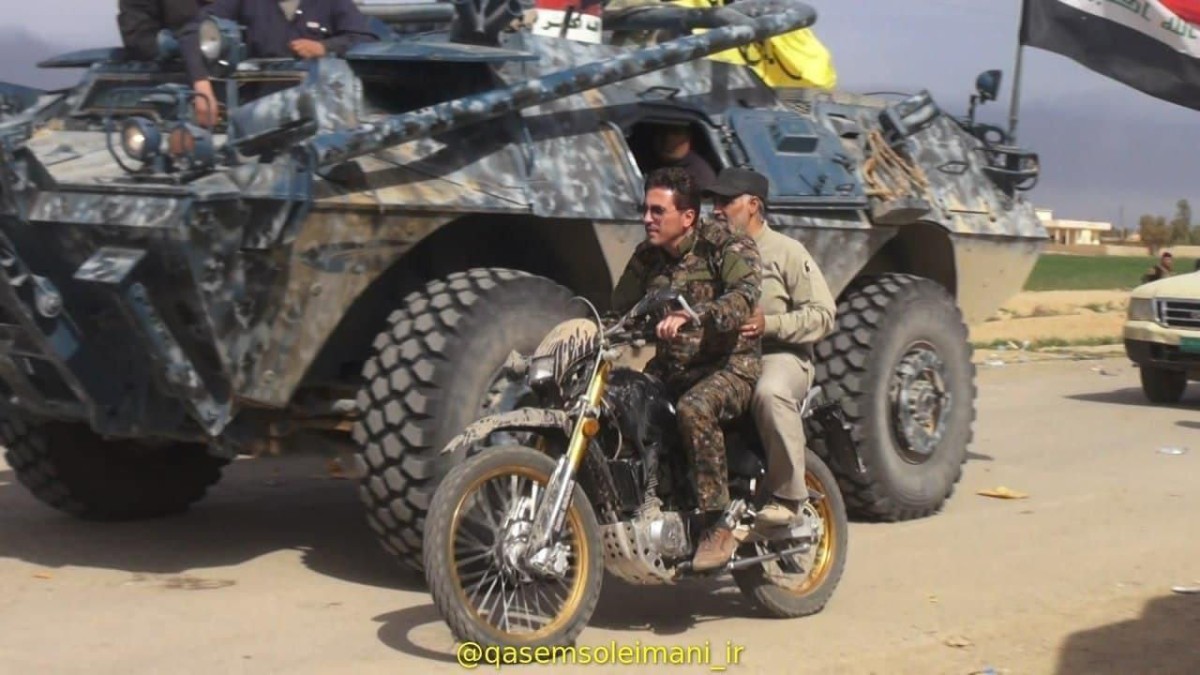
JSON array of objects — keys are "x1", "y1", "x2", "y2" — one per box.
[{"x1": 656, "y1": 310, "x2": 694, "y2": 341}]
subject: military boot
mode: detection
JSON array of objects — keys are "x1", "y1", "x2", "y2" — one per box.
[{"x1": 691, "y1": 523, "x2": 738, "y2": 571}]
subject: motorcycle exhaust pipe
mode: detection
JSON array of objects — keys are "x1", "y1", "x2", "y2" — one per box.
[
  {"x1": 725, "y1": 541, "x2": 812, "y2": 571},
  {"x1": 675, "y1": 539, "x2": 812, "y2": 575}
]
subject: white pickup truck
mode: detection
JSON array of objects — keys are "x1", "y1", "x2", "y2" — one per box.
[{"x1": 1124, "y1": 272, "x2": 1200, "y2": 403}]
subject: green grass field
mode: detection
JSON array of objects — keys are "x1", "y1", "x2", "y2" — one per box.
[{"x1": 1022, "y1": 254, "x2": 1197, "y2": 291}]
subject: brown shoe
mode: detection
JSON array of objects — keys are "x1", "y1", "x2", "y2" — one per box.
[
  {"x1": 692, "y1": 525, "x2": 738, "y2": 571},
  {"x1": 756, "y1": 498, "x2": 805, "y2": 527}
]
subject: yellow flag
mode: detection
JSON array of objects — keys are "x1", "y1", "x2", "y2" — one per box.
[{"x1": 668, "y1": 0, "x2": 838, "y2": 89}]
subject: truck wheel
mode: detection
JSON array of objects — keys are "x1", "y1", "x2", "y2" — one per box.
[
  {"x1": 814, "y1": 273, "x2": 976, "y2": 522},
  {"x1": 1139, "y1": 366, "x2": 1187, "y2": 404},
  {"x1": 0, "y1": 417, "x2": 227, "y2": 520},
  {"x1": 353, "y1": 268, "x2": 579, "y2": 574}
]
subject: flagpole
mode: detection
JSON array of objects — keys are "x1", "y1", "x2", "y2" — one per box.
[
  {"x1": 1009, "y1": 0, "x2": 1027, "y2": 143},
  {"x1": 1009, "y1": 45, "x2": 1024, "y2": 142}
]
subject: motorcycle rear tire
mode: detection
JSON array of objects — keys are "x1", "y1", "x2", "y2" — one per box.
[{"x1": 732, "y1": 448, "x2": 848, "y2": 618}]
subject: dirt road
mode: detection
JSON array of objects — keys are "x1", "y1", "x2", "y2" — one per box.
[{"x1": 1, "y1": 357, "x2": 1198, "y2": 675}]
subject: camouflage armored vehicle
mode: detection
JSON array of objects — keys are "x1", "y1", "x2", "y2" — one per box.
[{"x1": 0, "y1": 0, "x2": 1044, "y2": 574}]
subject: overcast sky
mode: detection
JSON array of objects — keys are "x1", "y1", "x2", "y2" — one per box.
[{"x1": 2, "y1": 0, "x2": 1198, "y2": 228}]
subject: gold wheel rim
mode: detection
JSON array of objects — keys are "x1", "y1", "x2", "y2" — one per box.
[
  {"x1": 763, "y1": 469, "x2": 838, "y2": 596},
  {"x1": 447, "y1": 461, "x2": 590, "y2": 644}
]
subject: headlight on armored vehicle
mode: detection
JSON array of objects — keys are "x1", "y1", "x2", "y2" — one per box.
[
  {"x1": 1127, "y1": 297, "x2": 1158, "y2": 323},
  {"x1": 168, "y1": 123, "x2": 215, "y2": 168},
  {"x1": 199, "y1": 19, "x2": 225, "y2": 62},
  {"x1": 198, "y1": 17, "x2": 244, "y2": 72},
  {"x1": 120, "y1": 117, "x2": 161, "y2": 162}
]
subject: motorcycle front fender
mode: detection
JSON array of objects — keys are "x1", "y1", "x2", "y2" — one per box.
[{"x1": 439, "y1": 408, "x2": 573, "y2": 457}]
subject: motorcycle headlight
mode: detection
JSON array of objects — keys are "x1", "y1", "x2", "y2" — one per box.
[
  {"x1": 120, "y1": 117, "x2": 160, "y2": 162},
  {"x1": 527, "y1": 354, "x2": 557, "y2": 389},
  {"x1": 1127, "y1": 297, "x2": 1158, "y2": 323}
]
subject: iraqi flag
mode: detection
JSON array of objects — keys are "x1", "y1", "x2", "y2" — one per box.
[{"x1": 1020, "y1": 0, "x2": 1200, "y2": 109}]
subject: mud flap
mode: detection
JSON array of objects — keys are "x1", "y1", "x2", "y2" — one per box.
[
  {"x1": 74, "y1": 247, "x2": 231, "y2": 437},
  {"x1": 809, "y1": 399, "x2": 866, "y2": 482}
]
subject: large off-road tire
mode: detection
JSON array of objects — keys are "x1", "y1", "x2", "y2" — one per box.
[
  {"x1": 0, "y1": 417, "x2": 226, "y2": 520},
  {"x1": 353, "y1": 268, "x2": 580, "y2": 574},
  {"x1": 814, "y1": 273, "x2": 976, "y2": 522},
  {"x1": 732, "y1": 448, "x2": 848, "y2": 618},
  {"x1": 424, "y1": 445, "x2": 603, "y2": 648},
  {"x1": 1139, "y1": 366, "x2": 1187, "y2": 404}
]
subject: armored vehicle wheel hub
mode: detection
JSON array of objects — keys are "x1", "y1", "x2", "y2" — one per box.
[{"x1": 890, "y1": 343, "x2": 951, "y2": 462}]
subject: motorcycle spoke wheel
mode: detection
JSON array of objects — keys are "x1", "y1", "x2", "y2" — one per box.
[
  {"x1": 731, "y1": 448, "x2": 848, "y2": 618},
  {"x1": 759, "y1": 471, "x2": 839, "y2": 595},
  {"x1": 448, "y1": 464, "x2": 590, "y2": 642}
]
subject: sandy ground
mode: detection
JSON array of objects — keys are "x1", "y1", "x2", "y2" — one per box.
[
  {"x1": 993, "y1": 290, "x2": 1130, "y2": 318},
  {"x1": 1, "y1": 357, "x2": 1198, "y2": 675},
  {"x1": 969, "y1": 290, "x2": 1129, "y2": 345}
]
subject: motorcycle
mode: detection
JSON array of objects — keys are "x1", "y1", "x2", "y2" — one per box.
[{"x1": 422, "y1": 288, "x2": 851, "y2": 647}]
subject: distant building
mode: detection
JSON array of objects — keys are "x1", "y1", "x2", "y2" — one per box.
[{"x1": 1036, "y1": 208, "x2": 1113, "y2": 246}]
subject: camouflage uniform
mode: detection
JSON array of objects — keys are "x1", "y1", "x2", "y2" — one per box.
[{"x1": 612, "y1": 216, "x2": 762, "y2": 512}]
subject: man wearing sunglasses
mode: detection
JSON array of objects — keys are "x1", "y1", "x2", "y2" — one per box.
[
  {"x1": 707, "y1": 167, "x2": 835, "y2": 528},
  {"x1": 611, "y1": 167, "x2": 763, "y2": 572}
]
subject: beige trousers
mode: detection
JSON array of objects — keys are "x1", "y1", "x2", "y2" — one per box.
[{"x1": 750, "y1": 351, "x2": 813, "y2": 501}]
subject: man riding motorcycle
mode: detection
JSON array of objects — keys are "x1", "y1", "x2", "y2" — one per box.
[
  {"x1": 706, "y1": 167, "x2": 836, "y2": 526},
  {"x1": 610, "y1": 167, "x2": 763, "y2": 571}
]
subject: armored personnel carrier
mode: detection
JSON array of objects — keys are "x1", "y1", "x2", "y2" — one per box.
[{"x1": 0, "y1": 0, "x2": 1044, "y2": 574}]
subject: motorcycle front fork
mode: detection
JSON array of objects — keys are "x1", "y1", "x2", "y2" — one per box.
[{"x1": 526, "y1": 453, "x2": 577, "y2": 559}]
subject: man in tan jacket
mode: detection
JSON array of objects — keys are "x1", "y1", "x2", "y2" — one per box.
[{"x1": 705, "y1": 167, "x2": 836, "y2": 526}]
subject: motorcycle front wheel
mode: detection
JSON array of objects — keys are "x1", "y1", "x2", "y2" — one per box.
[
  {"x1": 732, "y1": 448, "x2": 848, "y2": 618},
  {"x1": 423, "y1": 444, "x2": 603, "y2": 648}
]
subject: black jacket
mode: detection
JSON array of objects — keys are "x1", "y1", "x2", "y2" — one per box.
[
  {"x1": 179, "y1": 0, "x2": 378, "y2": 83},
  {"x1": 117, "y1": 0, "x2": 202, "y2": 61}
]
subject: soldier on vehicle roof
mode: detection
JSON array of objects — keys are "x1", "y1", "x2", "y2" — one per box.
[
  {"x1": 117, "y1": 0, "x2": 217, "y2": 126},
  {"x1": 176, "y1": 0, "x2": 380, "y2": 126}
]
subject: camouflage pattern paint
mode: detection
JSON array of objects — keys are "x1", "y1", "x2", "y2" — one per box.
[{"x1": 0, "y1": 0, "x2": 1045, "y2": 447}]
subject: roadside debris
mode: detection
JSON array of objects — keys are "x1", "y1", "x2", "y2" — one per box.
[
  {"x1": 1157, "y1": 447, "x2": 1188, "y2": 456},
  {"x1": 32, "y1": 572, "x2": 53, "y2": 580},
  {"x1": 984, "y1": 359, "x2": 1006, "y2": 367},
  {"x1": 326, "y1": 457, "x2": 348, "y2": 479},
  {"x1": 944, "y1": 635, "x2": 974, "y2": 648},
  {"x1": 977, "y1": 486, "x2": 1029, "y2": 500},
  {"x1": 162, "y1": 576, "x2": 236, "y2": 591},
  {"x1": 1171, "y1": 584, "x2": 1200, "y2": 595}
]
